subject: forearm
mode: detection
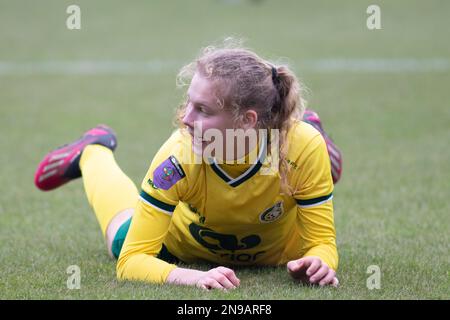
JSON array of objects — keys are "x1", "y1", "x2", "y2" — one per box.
[
  {"x1": 116, "y1": 198, "x2": 177, "y2": 284},
  {"x1": 116, "y1": 253, "x2": 177, "y2": 284},
  {"x1": 297, "y1": 202, "x2": 338, "y2": 271},
  {"x1": 165, "y1": 267, "x2": 206, "y2": 286}
]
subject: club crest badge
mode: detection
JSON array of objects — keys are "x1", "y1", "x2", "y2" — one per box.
[
  {"x1": 153, "y1": 156, "x2": 186, "y2": 190},
  {"x1": 259, "y1": 201, "x2": 284, "y2": 223}
]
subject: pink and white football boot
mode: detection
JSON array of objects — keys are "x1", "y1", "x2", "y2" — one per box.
[{"x1": 34, "y1": 125, "x2": 117, "y2": 191}]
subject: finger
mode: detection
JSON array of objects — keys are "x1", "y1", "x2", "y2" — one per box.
[
  {"x1": 287, "y1": 261, "x2": 309, "y2": 282},
  {"x1": 309, "y1": 265, "x2": 329, "y2": 284},
  {"x1": 201, "y1": 278, "x2": 225, "y2": 290},
  {"x1": 216, "y1": 267, "x2": 240, "y2": 287},
  {"x1": 318, "y1": 269, "x2": 336, "y2": 286},
  {"x1": 287, "y1": 259, "x2": 305, "y2": 273},
  {"x1": 332, "y1": 277, "x2": 339, "y2": 288},
  {"x1": 213, "y1": 272, "x2": 236, "y2": 290},
  {"x1": 287, "y1": 261, "x2": 297, "y2": 273},
  {"x1": 199, "y1": 283, "x2": 210, "y2": 290},
  {"x1": 306, "y1": 258, "x2": 322, "y2": 276}
]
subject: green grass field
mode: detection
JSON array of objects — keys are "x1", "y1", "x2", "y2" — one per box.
[{"x1": 0, "y1": 0, "x2": 449, "y2": 299}]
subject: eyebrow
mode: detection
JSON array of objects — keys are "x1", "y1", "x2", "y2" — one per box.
[{"x1": 187, "y1": 92, "x2": 213, "y2": 109}]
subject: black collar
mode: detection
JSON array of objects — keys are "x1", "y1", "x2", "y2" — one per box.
[{"x1": 209, "y1": 136, "x2": 267, "y2": 187}]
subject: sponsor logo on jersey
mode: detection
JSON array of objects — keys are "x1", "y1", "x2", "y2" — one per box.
[
  {"x1": 189, "y1": 223, "x2": 261, "y2": 251},
  {"x1": 259, "y1": 201, "x2": 284, "y2": 223},
  {"x1": 189, "y1": 223, "x2": 264, "y2": 262},
  {"x1": 153, "y1": 156, "x2": 186, "y2": 190},
  {"x1": 188, "y1": 204, "x2": 206, "y2": 224}
]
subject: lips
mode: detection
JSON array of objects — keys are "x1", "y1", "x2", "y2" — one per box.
[
  {"x1": 186, "y1": 127, "x2": 206, "y2": 143},
  {"x1": 193, "y1": 136, "x2": 206, "y2": 145}
]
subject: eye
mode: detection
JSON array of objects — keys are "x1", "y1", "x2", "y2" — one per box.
[{"x1": 197, "y1": 105, "x2": 209, "y2": 114}]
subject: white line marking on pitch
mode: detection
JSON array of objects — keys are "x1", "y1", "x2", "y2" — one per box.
[{"x1": 0, "y1": 59, "x2": 448, "y2": 75}]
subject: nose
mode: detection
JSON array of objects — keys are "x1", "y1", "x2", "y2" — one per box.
[{"x1": 182, "y1": 103, "x2": 195, "y2": 129}]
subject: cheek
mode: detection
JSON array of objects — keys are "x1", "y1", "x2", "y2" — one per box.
[{"x1": 201, "y1": 117, "x2": 228, "y2": 134}]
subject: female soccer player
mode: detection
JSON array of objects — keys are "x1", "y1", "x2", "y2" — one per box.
[{"x1": 35, "y1": 45, "x2": 343, "y2": 289}]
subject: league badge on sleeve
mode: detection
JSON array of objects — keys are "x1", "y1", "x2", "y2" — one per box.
[{"x1": 153, "y1": 156, "x2": 186, "y2": 190}]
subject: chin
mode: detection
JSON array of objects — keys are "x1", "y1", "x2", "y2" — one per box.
[{"x1": 191, "y1": 138, "x2": 206, "y2": 159}]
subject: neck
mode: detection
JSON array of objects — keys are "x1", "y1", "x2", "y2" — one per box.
[{"x1": 215, "y1": 131, "x2": 266, "y2": 166}]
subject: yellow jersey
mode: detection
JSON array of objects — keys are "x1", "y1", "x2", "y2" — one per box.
[{"x1": 117, "y1": 120, "x2": 337, "y2": 284}]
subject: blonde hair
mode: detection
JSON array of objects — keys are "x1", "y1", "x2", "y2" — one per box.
[{"x1": 175, "y1": 41, "x2": 307, "y2": 194}]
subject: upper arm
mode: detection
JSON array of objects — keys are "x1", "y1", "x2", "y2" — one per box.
[
  {"x1": 291, "y1": 133, "x2": 333, "y2": 204},
  {"x1": 116, "y1": 131, "x2": 190, "y2": 282},
  {"x1": 289, "y1": 133, "x2": 338, "y2": 269}
]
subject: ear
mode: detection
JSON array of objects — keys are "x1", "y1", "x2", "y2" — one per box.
[{"x1": 241, "y1": 109, "x2": 258, "y2": 130}]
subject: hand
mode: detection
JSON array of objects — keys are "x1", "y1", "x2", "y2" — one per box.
[
  {"x1": 287, "y1": 256, "x2": 339, "y2": 287},
  {"x1": 167, "y1": 266, "x2": 240, "y2": 290},
  {"x1": 196, "y1": 266, "x2": 241, "y2": 290}
]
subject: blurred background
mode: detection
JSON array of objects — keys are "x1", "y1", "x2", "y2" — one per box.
[{"x1": 0, "y1": 0, "x2": 449, "y2": 299}]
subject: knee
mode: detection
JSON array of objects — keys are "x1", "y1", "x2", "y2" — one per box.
[{"x1": 106, "y1": 209, "x2": 134, "y2": 258}]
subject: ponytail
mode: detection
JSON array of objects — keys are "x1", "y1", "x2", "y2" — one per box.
[{"x1": 270, "y1": 65, "x2": 305, "y2": 195}]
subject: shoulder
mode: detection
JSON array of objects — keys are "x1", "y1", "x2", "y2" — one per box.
[
  {"x1": 147, "y1": 129, "x2": 201, "y2": 190},
  {"x1": 286, "y1": 119, "x2": 325, "y2": 163},
  {"x1": 286, "y1": 120, "x2": 334, "y2": 201},
  {"x1": 151, "y1": 129, "x2": 196, "y2": 169},
  {"x1": 157, "y1": 129, "x2": 191, "y2": 158}
]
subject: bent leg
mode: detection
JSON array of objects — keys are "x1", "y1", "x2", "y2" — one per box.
[{"x1": 79, "y1": 145, "x2": 138, "y2": 257}]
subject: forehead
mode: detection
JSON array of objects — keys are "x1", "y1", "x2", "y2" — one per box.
[{"x1": 187, "y1": 73, "x2": 221, "y2": 106}]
